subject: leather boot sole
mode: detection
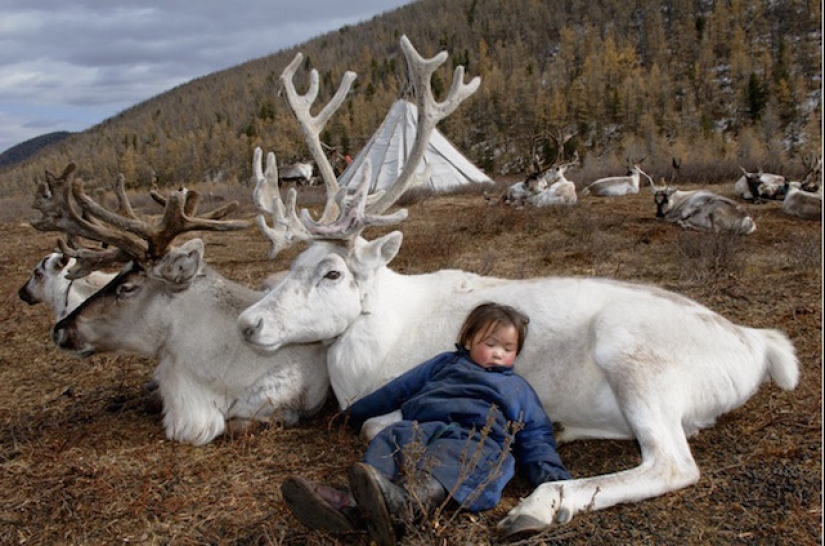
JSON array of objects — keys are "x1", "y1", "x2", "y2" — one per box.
[
  {"x1": 281, "y1": 475, "x2": 356, "y2": 534},
  {"x1": 349, "y1": 462, "x2": 398, "y2": 546}
]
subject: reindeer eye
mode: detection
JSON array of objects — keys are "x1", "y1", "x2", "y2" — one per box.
[
  {"x1": 324, "y1": 270, "x2": 342, "y2": 281},
  {"x1": 116, "y1": 283, "x2": 139, "y2": 299}
]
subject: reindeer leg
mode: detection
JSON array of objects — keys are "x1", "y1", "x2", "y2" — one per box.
[{"x1": 498, "y1": 354, "x2": 700, "y2": 534}]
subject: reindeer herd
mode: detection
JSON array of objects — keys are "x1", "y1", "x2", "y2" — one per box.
[
  {"x1": 18, "y1": 36, "x2": 809, "y2": 536},
  {"x1": 498, "y1": 144, "x2": 822, "y2": 233}
]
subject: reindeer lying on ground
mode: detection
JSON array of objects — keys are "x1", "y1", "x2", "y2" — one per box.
[
  {"x1": 651, "y1": 180, "x2": 756, "y2": 234},
  {"x1": 279, "y1": 161, "x2": 315, "y2": 186},
  {"x1": 580, "y1": 162, "x2": 651, "y2": 196},
  {"x1": 735, "y1": 167, "x2": 786, "y2": 202},
  {"x1": 236, "y1": 35, "x2": 799, "y2": 535},
  {"x1": 500, "y1": 171, "x2": 548, "y2": 206},
  {"x1": 35, "y1": 164, "x2": 329, "y2": 445},
  {"x1": 19, "y1": 252, "x2": 114, "y2": 319},
  {"x1": 526, "y1": 156, "x2": 579, "y2": 206},
  {"x1": 780, "y1": 156, "x2": 822, "y2": 220},
  {"x1": 501, "y1": 153, "x2": 578, "y2": 207},
  {"x1": 782, "y1": 182, "x2": 822, "y2": 220}
]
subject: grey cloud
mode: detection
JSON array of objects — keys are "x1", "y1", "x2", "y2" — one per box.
[{"x1": 0, "y1": 0, "x2": 413, "y2": 153}]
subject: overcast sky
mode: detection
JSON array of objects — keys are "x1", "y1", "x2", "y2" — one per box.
[{"x1": 0, "y1": 0, "x2": 416, "y2": 154}]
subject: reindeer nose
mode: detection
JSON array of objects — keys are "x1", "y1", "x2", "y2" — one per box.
[
  {"x1": 18, "y1": 285, "x2": 36, "y2": 305},
  {"x1": 52, "y1": 325, "x2": 67, "y2": 347},
  {"x1": 241, "y1": 316, "x2": 264, "y2": 341}
]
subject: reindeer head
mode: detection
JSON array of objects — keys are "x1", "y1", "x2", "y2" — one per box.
[
  {"x1": 31, "y1": 163, "x2": 251, "y2": 354},
  {"x1": 649, "y1": 177, "x2": 676, "y2": 218},
  {"x1": 739, "y1": 166, "x2": 766, "y2": 203},
  {"x1": 239, "y1": 35, "x2": 480, "y2": 352}
]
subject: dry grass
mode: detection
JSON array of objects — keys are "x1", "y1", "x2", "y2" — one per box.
[{"x1": 0, "y1": 180, "x2": 821, "y2": 545}]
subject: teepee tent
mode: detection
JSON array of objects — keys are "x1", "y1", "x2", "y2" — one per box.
[{"x1": 338, "y1": 100, "x2": 492, "y2": 193}]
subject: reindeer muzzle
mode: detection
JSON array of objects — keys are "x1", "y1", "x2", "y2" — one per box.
[{"x1": 18, "y1": 284, "x2": 38, "y2": 305}]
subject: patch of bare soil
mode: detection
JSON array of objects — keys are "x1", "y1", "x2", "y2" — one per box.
[{"x1": 0, "y1": 183, "x2": 820, "y2": 545}]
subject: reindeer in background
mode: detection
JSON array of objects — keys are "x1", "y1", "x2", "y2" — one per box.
[
  {"x1": 526, "y1": 130, "x2": 579, "y2": 206},
  {"x1": 735, "y1": 166, "x2": 787, "y2": 202},
  {"x1": 580, "y1": 157, "x2": 652, "y2": 196},
  {"x1": 781, "y1": 155, "x2": 822, "y2": 220},
  {"x1": 500, "y1": 128, "x2": 579, "y2": 207}
]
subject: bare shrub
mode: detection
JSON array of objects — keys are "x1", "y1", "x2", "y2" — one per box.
[
  {"x1": 670, "y1": 230, "x2": 746, "y2": 284},
  {"x1": 461, "y1": 206, "x2": 545, "y2": 240},
  {"x1": 393, "y1": 409, "x2": 519, "y2": 545},
  {"x1": 783, "y1": 232, "x2": 822, "y2": 271}
]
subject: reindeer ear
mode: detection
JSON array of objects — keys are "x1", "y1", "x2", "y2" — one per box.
[
  {"x1": 53, "y1": 253, "x2": 70, "y2": 271},
  {"x1": 350, "y1": 231, "x2": 403, "y2": 279},
  {"x1": 372, "y1": 231, "x2": 403, "y2": 264},
  {"x1": 150, "y1": 238, "x2": 204, "y2": 286}
]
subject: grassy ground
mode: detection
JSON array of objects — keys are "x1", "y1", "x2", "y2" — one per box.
[{"x1": 0, "y1": 179, "x2": 820, "y2": 545}]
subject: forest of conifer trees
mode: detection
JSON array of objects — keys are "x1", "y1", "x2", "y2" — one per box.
[{"x1": 0, "y1": 0, "x2": 820, "y2": 196}]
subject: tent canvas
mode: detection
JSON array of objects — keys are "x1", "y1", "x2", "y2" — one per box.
[{"x1": 338, "y1": 100, "x2": 492, "y2": 193}]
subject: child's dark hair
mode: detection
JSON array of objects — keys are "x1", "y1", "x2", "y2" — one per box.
[{"x1": 458, "y1": 302, "x2": 530, "y2": 355}]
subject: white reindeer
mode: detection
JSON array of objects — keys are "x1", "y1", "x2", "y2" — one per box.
[
  {"x1": 526, "y1": 157, "x2": 579, "y2": 206},
  {"x1": 19, "y1": 252, "x2": 114, "y2": 319},
  {"x1": 236, "y1": 36, "x2": 799, "y2": 534},
  {"x1": 502, "y1": 171, "x2": 548, "y2": 206},
  {"x1": 782, "y1": 182, "x2": 822, "y2": 220},
  {"x1": 651, "y1": 180, "x2": 756, "y2": 234},
  {"x1": 580, "y1": 162, "x2": 651, "y2": 196},
  {"x1": 781, "y1": 156, "x2": 822, "y2": 220},
  {"x1": 279, "y1": 161, "x2": 315, "y2": 186},
  {"x1": 35, "y1": 163, "x2": 329, "y2": 446},
  {"x1": 735, "y1": 167, "x2": 786, "y2": 202}
]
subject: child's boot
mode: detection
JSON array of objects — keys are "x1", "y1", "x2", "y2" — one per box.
[
  {"x1": 348, "y1": 462, "x2": 446, "y2": 546},
  {"x1": 281, "y1": 475, "x2": 361, "y2": 533}
]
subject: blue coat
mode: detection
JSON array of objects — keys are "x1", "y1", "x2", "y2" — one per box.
[{"x1": 347, "y1": 347, "x2": 571, "y2": 512}]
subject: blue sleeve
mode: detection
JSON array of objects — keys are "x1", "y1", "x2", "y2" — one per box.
[
  {"x1": 511, "y1": 381, "x2": 572, "y2": 485},
  {"x1": 346, "y1": 351, "x2": 453, "y2": 431}
]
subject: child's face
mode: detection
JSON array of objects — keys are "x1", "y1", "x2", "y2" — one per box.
[{"x1": 466, "y1": 323, "x2": 520, "y2": 369}]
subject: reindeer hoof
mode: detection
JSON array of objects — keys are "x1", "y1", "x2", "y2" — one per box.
[
  {"x1": 226, "y1": 418, "x2": 265, "y2": 439},
  {"x1": 498, "y1": 513, "x2": 547, "y2": 537}
]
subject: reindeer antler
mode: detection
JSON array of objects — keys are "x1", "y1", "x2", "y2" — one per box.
[
  {"x1": 368, "y1": 35, "x2": 481, "y2": 213},
  {"x1": 32, "y1": 163, "x2": 251, "y2": 275},
  {"x1": 255, "y1": 35, "x2": 479, "y2": 258},
  {"x1": 280, "y1": 53, "x2": 357, "y2": 223},
  {"x1": 252, "y1": 147, "x2": 313, "y2": 258},
  {"x1": 252, "y1": 148, "x2": 407, "y2": 257}
]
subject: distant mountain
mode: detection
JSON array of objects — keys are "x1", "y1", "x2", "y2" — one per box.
[{"x1": 0, "y1": 131, "x2": 73, "y2": 169}]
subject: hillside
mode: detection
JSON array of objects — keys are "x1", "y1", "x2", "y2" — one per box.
[
  {"x1": 0, "y1": 131, "x2": 72, "y2": 169},
  {"x1": 0, "y1": 0, "x2": 820, "y2": 196}
]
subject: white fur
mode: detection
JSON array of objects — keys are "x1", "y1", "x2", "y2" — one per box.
[
  {"x1": 654, "y1": 188, "x2": 756, "y2": 234},
  {"x1": 503, "y1": 175, "x2": 547, "y2": 206},
  {"x1": 53, "y1": 239, "x2": 329, "y2": 446},
  {"x1": 279, "y1": 161, "x2": 314, "y2": 185},
  {"x1": 782, "y1": 183, "x2": 822, "y2": 220},
  {"x1": 237, "y1": 232, "x2": 799, "y2": 532},
  {"x1": 527, "y1": 175, "x2": 578, "y2": 206},
  {"x1": 735, "y1": 170, "x2": 786, "y2": 200},
  {"x1": 19, "y1": 253, "x2": 114, "y2": 319},
  {"x1": 581, "y1": 165, "x2": 646, "y2": 196}
]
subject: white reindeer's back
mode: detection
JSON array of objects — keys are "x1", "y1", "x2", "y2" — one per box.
[
  {"x1": 336, "y1": 272, "x2": 798, "y2": 441},
  {"x1": 581, "y1": 175, "x2": 639, "y2": 197},
  {"x1": 527, "y1": 180, "x2": 577, "y2": 206}
]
